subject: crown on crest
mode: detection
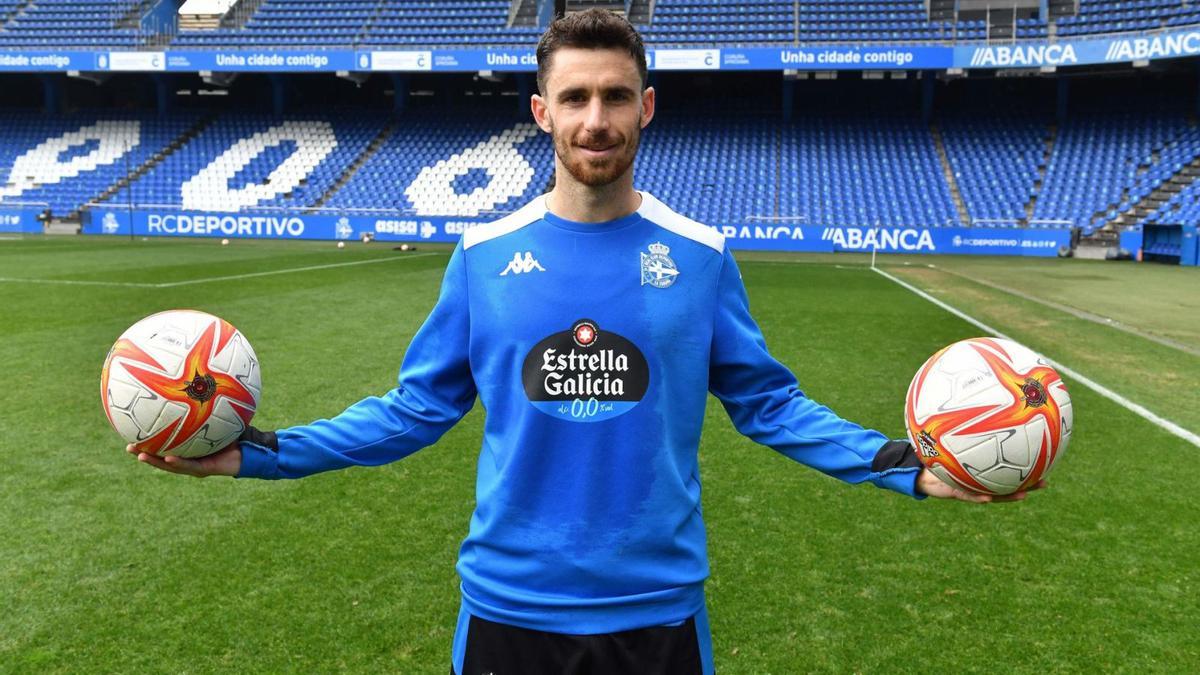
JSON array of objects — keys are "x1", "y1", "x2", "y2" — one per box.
[{"x1": 648, "y1": 242, "x2": 670, "y2": 256}]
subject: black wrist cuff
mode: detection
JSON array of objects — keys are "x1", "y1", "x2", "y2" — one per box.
[
  {"x1": 871, "y1": 439, "x2": 922, "y2": 473},
  {"x1": 239, "y1": 426, "x2": 279, "y2": 453}
]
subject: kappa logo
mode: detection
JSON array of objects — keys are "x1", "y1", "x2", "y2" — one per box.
[{"x1": 500, "y1": 251, "x2": 545, "y2": 276}]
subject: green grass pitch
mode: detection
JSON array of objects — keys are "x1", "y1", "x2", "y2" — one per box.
[{"x1": 1, "y1": 236, "x2": 1197, "y2": 672}]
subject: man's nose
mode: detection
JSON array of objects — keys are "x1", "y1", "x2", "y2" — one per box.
[{"x1": 583, "y1": 97, "x2": 609, "y2": 132}]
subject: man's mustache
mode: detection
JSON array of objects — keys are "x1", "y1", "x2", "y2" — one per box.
[{"x1": 574, "y1": 134, "x2": 621, "y2": 148}]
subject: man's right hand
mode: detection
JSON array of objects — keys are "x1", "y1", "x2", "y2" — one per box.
[{"x1": 127, "y1": 443, "x2": 241, "y2": 478}]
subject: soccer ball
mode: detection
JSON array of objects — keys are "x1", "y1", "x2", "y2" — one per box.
[
  {"x1": 101, "y1": 310, "x2": 261, "y2": 458},
  {"x1": 904, "y1": 337, "x2": 1072, "y2": 495}
]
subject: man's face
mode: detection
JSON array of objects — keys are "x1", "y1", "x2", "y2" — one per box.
[{"x1": 532, "y1": 47, "x2": 654, "y2": 188}]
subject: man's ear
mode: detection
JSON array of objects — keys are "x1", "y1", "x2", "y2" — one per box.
[
  {"x1": 531, "y1": 93, "x2": 553, "y2": 133},
  {"x1": 640, "y1": 86, "x2": 656, "y2": 129}
]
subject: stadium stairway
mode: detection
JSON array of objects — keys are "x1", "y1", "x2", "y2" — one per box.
[
  {"x1": 357, "y1": 1, "x2": 389, "y2": 41},
  {"x1": 43, "y1": 220, "x2": 80, "y2": 235},
  {"x1": 1107, "y1": 153, "x2": 1200, "y2": 229},
  {"x1": 1022, "y1": 124, "x2": 1058, "y2": 225},
  {"x1": 220, "y1": 0, "x2": 267, "y2": 30},
  {"x1": 1092, "y1": 117, "x2": 1200, "y2": 229},
  {"x1": 1048, "y1": 0, "x2": 1076, "y2": 22},
  {"x1": 1, "y1": 0, "x2": 33, "y2": 27},
  {"x1": 1145, "y1": 163, "x2": 1200, "y2": 225},
  {"x1": 627, "y1": 0, "x2": 652, "y2": 24},
  {"x1": 927, "y1": 0, "x2": 954, "y2": 22},
  {"x1": 508, "y1": 0, "x2": 538, "y2": 28},
  {"x1": 930, "y1": 122, "x2": 971, "y2": 227},
  {"x1": 1075, "y1": 228, "x2": 1120, "y2": 259},
  {"x1": 308, "y1": 118, "x2": 400, "y2": 211},
  {"x1": 115, "y1": 0, "x2": 154, "y2": 29},
  {"x1": 81, "y1": 113, "x2": 219, "y2": 219}
]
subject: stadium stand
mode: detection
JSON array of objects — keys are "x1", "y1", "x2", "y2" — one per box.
[
  {"x1": 635, "y1": 105, "x2": 779, "y2": 225},
  {"x1": 361, "y1": 0, "x2": 541, "y2": 48},
  {"x1": 1034, "y1": 105, "x2": 1194, "y2": 232},
  {"x1": 939, "y1": 112, "x2": 1048, "y2": 226},
  {"x1": 169, "y1": 0, "x2": 1200, "y2": 48},
  {"x1": 639, "y1": 0, "x2": 1200, "y2": 45},
  {"x1": 4, "y1": 0, "x2": 1197, "y2": 49},
  {"x1": 172, "y1": 0, "x2": 377, "y2": 47},
  {"x1": 0, "y1": 0, "x2": 145, "y2": 47},
  {"x1": 2, "y1": 97, "x2": 1197, "y2": 232},
  {"x1": 0, "y1": 111, "x2": 201, "y2": 216},
  {"x1": 58, "y1": 103, "x2": 959, "y2": 228},
  {"x1": 1057, "y1": 0, "x2": 1200, "y2": 36},
  {"x1": 780, "y1": 113, "x2": 959, "y2": 227},
  {"x1": 637, "y1": 0, "x2": 796, "y2": 45},
  {"x1": 321, "y1": 108, "x2": 554, "y2": 217},
  {"x1": 171, "y1": 0, "x2": 544, "y2": 48},
  {"x1": 99, "y1": 110, "x2": 388, "y2": 212},
  {"x1": 1148, "y1": 176, "x2": 1200, "y2": 227},
  {"x1": 1103, "y1": 124, "x2": 1200, "y2": 226},
  {"x1": 640, "y1": 0, "x2": 987, "y2": 45}
]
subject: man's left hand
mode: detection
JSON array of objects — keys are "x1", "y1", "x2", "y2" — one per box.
[{"x1": 916, "y1": 469, "x2": 1047, "y2": 503}]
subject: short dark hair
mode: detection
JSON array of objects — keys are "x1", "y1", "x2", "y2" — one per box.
[{"x1": 535, "y1": 8, "x2": 648, "y2": 96}]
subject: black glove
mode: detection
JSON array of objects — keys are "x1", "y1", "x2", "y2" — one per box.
[
  {"x1": 871, "y1": 439, "x2": 922, "y2": 473},
  {"x1": 238, "y1": 425, "x2": 279, "y2": 453}
]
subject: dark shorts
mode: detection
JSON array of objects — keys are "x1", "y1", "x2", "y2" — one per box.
[{"x1": 452, "y1": 606, "x2": 713, "y2": 675}]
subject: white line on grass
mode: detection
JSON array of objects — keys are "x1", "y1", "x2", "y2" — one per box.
[
  {"x1": 872, "y1": 266, "x2": 1200, "y2": 449},
  {"x1": 0, "y1": 277, "x2": 157, "y2": 288},
  {"x1": 931, "y1": 264, "x2": 1200, "y2": 358},
  {"x1": 155, "y1": 252, "x2": 438, "y2": 287},
  {"x1": 0, "y1": 252, "x2": 439, "y2": 289}
]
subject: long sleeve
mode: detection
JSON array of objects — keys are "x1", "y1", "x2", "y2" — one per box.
[
  {"x1": 707, "y1": 249, "x2": 921, "y2": 498},
  {"x1": 238, "y1": 243, "x2": 477, "y2": 480}
]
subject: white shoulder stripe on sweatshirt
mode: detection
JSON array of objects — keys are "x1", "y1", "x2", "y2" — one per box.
[
  {"x1": 463, "y1": 195, "x2": 548, "y2": 250},
  {"x1": 636, "y1": 191, "x2": 725, "y2": 253},
  {"x1": 461, "y1": 191, "x2": 724, "y2": 253}
]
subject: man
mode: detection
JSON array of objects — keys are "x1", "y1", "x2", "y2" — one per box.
[{"x1": 131, "y1": 9, "x2": 1043, "y2": 674}]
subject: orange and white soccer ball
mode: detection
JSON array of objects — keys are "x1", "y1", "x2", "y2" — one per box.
[
  {"x1": 904, "y1": 337, "x2": 1071, "y2": 495},
  {"x1": 101, "y1": 310, "x2": 261, "y2": 458}
]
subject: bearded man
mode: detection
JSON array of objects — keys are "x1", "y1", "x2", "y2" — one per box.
[{"x1": 131, "y1": 9, "x2": 1041, "y2": 674}]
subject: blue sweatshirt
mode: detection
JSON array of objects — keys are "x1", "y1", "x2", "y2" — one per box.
[{"x1": 239, "y1": 191, "x2": 922, "y2": 635}]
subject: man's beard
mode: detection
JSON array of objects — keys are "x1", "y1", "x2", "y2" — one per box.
[{"x1": 551, "y1": 117, "x2": 641, "y2": 188}]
